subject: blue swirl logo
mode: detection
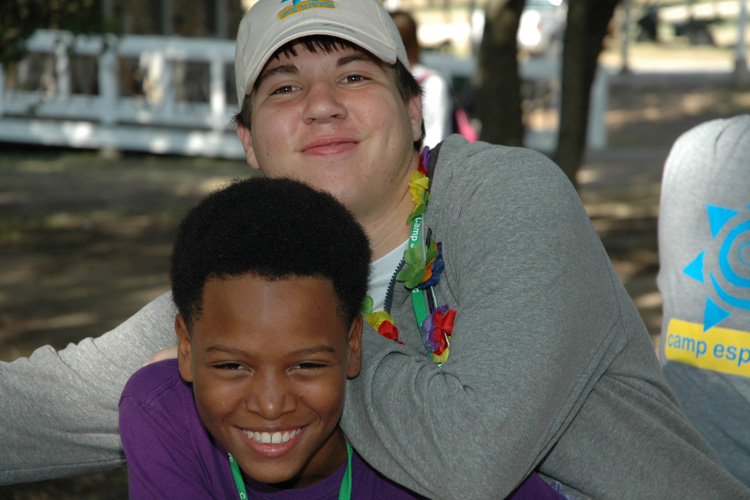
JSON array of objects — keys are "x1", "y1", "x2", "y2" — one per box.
[{"x1": 683, "y1": 204, "x2": 750, "y2": 331}]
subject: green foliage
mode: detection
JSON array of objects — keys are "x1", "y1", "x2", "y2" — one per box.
[{"x1": 0, "y1": 0, "x2": 110, "y2": 66}]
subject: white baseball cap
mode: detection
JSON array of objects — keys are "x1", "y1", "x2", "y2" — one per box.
[{"x1": 234, "y1": 0, "x2": 410, "y2": 104}]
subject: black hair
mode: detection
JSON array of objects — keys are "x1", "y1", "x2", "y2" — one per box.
[
  {"x1": 232, "y1": 35, "x2": 424, "y2": 151},
  {"x1": 170, "y1": 177, "x2": 371, "y2": 331}
]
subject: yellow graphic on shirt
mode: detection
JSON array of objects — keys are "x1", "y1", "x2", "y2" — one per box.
[
  {"x1": 279, "y1": 0, "x2": 336, "y2": 20},
  {"x1": 664, "y1": 318, "x2": 750, "y2": 377}
]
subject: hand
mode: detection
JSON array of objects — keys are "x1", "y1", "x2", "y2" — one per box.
[{"x1": 146, "y1": 345, "x2": 178, "y2": 365}]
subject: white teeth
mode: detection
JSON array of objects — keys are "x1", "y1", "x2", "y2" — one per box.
[{"x1": 245, "y1": 428, "x2": 301, "y2": 444}]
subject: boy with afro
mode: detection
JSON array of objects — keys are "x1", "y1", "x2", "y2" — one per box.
[{"x1": 119, "y1": 177, "x2": 422, "y2": 498}]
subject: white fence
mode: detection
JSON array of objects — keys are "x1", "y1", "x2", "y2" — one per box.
[
  {"x1": 0, "y1": 30, "x2": 606, "y2": 159},
  {"x1": 0, "y1": 30, "x2": 244, "y2": 159}
]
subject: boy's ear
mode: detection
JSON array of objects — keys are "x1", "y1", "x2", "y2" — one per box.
[
  {"x1": 175, "y1": 314, "x2": 194, "y2": 383},
  {"x1": 406, "y1": 93, "x2": 423, "y2": 144},
  {"x1": 236, "y1": 123, "x2": 261, "y2": 171},
  {"x1": 346, "y1": 316, "x2": 363, "y2": 379}
]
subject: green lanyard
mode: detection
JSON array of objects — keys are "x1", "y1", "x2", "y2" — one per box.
[
  {"x1": 407, "y1": 214, "x2": 429, "y2": 328},
  {"x1": 407, "y1": 214, "x2": 448, "y2": 365},
  {"x1": 228, "y1": 441, "x2": 353, "y2": 500},
  {"x1": 228, "y1": 453, "x2": 248, "y2": 500}
]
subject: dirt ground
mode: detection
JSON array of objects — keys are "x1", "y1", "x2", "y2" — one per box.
[{"x1": 3, "y1": 43, "x2": 750, "y2": 498}]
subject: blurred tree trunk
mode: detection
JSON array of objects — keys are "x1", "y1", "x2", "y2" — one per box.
[
  {"x1": 475, "y1": 0, "x2": 525, "y2": 146},
  {"x1": 2, "y1": 0, "x2": 109, "y2": 67},
  {"x1": 555, "y1": 0, "x2": 620, "y2": 188}
]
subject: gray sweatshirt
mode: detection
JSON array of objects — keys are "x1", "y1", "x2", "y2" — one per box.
[
  {"x1": 1, "y1": 135, "x2": 747, "y2": 499},
  {"x1": 341, "y1": 136, "x2": 748, "y2": 498},
  {"x1": 657, "y1": 115, "x2": 750, "y2": 486}
]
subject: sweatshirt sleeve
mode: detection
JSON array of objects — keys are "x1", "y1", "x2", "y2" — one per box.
[
  {"x1": 0, "y1": 292, "x2": 178, "y2": 484},
  {"x1": 341, "y1": 146, "x2": 627, "y2": 499}
]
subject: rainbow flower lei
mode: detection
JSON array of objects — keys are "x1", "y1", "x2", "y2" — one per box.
[{"x1": 362, "y1": 148, "x2": 457, "y2": 364}]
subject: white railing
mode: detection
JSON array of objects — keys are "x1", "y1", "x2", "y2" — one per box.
[
  {"x1": 0, "y1": 30, "x2": 244, "y2": 159},
  {"x1": 0, "y1": 30, "x2": 606, "y2": 158}
]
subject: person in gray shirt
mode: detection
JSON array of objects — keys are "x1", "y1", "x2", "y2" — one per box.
[{"x1": 658, "y1": 114, "x2": 750, "y2": 486}]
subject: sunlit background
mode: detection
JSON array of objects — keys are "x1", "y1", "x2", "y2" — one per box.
[{"x1": 2, "y1": 1, "x2": 750, "y2": 497}]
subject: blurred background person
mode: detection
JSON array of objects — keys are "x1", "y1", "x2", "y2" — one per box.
[{"x1": 391, "y1": 10, "x2": 454, "y2": 148}]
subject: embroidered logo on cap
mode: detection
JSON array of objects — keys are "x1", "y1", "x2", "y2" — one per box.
[{"x1": 279, "y1": 0, "x2": 337, "y2": 20}]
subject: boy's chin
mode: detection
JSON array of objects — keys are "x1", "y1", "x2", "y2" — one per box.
[
  {"x1": 239, "y1": 441, "x2": 348, "y2": 490},
  {"x1": 244, "y1": 462, "x2": 317, "y2": 490}
]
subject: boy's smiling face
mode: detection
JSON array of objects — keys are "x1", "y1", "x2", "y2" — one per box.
[
  {"x1": 238, "y1": 43, "x2": 422, "y2": 229},
  {"x1": 176, "y1": 273, "x2": 362, "y2": 488}
]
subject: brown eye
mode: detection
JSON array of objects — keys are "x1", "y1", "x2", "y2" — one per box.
[
  {"x1": 341, "y1": 74, "x2": 366, "y2": 84},
  {"x1": 215, "y1": 363, "x2": 244, "y2": 370},
  {"x1": 294, "y1": 362, "x2": 327, "y2": 371},
  {"x1": 272, "y1": 85, "x2": 296, "y2": 95}
]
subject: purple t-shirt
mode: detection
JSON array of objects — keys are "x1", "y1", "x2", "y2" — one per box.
[
  {"x1": 119, "y1": 360, "x2": 425, "y2": 499},
  {"x1": 119, "y1": 360, "x2": 565, "y2": 499}
]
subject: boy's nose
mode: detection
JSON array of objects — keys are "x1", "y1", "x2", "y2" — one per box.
[
  {"x1": 303, "y1": 83, "x2": 347, "y2": 124},
  {"x1": 244, "y1": 373, "x2": 296, "y2": 420}
]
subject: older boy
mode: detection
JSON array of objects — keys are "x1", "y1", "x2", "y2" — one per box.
[{"x1": 1, "y1": 1, "x2": 749, "y2": 499}]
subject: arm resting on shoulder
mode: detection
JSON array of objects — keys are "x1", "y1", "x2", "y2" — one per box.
[
  {"x1": 342, "y1": 148, "x2": 625, "y2": 499},
  {"x1": 0, "y1": 292, "x2": 177, "y2": 484}
]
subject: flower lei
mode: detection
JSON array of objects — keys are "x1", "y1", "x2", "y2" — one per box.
[{"x1": 362, "y1": 148, "x2": 457, "y2": 365}]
